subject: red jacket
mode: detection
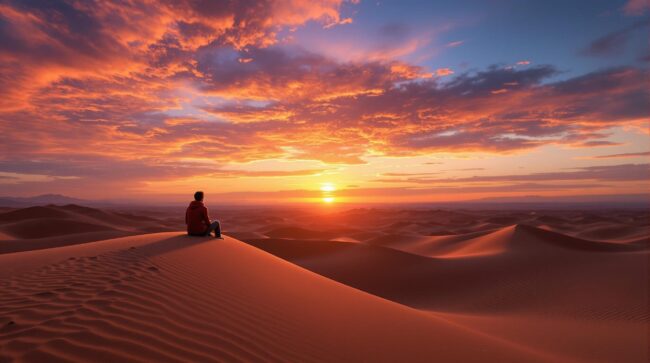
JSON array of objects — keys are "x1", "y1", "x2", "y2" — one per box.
[{"x1": 185, "y1": 201, "x2": 211, "y2": 235}]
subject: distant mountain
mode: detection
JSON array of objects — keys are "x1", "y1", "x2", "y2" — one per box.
[
  {"x1": 472, "y1": 194, "x2": 650, "y2": 203},
  {"x1": 455, "y1": 194, "x2": 650, "y2": 209},
  {"x1": 0, "y1": 194, "x2": 89, "y2": 207},
  {"x1": 474, "y1": 194, "x2": 650, "y2": 202},
  {"x1": 394, "y1": 194, "x2": 650, "y2": 210}
]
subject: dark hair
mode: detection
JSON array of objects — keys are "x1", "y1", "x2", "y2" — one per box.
[{"x1": 194, "y1": 191, "x2": 204, "y2": 201}]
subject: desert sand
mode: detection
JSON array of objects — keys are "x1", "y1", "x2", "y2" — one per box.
[{"x1": 0, "y1": 205, "x2": 648, "y2": 362}]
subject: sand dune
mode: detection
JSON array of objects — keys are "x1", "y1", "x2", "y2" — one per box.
[
  {"x1": 0, "y1": 231, "x2": 133, "y2": 254},
  {"x1": 0, "y1": 205, "x2": 180, "y2": 253},
  {"x1": 0, "y1": 206, "x2": 71, "y2": 224},
  {"x1": 243, "y1": 226, "x2": 648, "y2": 316},
  {"x1": 2, "y1": 218, "x2": 117, "y2": 239},
  {"x1": 241, "y1": 224, "x2": 648, "y2": 362},
  {"x1": 0, "y1": 206, "x2": 647, "y2": 362},
  {"x1": 571, "y1": 224, "x2": 650, "y2": 242},
  {"x1": 414, "y1": 224, "x2": 645, "y2": 257},
  {"x1": 0, "y1": 231, "x2": 14, "y2": 241},
  {"x1": 223, "y1": 231, "x2": 269, "y2": 241},
  {"x1": 264, "y1": 226, "x2": 337, "y2": 239},
  {"x1": 437, "y1": 312, "x2": 648, "y2": 363},
  {"x1": 0, "y1": 233, "x2": 560, "y2": 362}
]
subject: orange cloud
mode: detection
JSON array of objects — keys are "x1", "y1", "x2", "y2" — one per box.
[
  {"x1": 0, "y1": 0, "x2": 349, "y2": 109},
  {"x1": 435, "y1": 68, "x2": 454, "y2": 76},
  {"x1": 391, "y1": 63, "x2": 434, "y2": 79},
  {"x1": 209, "y1": 168, "x2": 328, "y2": 177},
  {"x1": 1, "y1": 1, "x2": 648, "y2": 199},
  {"x1": 3, "y1": 63, "x2": 646, "y2": 175}
]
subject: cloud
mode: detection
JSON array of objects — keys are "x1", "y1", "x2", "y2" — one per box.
[
  {"x1": 443, "y1": 168, "x2": 486, "y2": 172},
  {"x1": 194, "y1": 45, "x2": 413, "y2": 101},
  {"x1": 382, "y1": 172, "x2": 440, "y2": 177},
  {"x1": 302, "y1": 21, "x2": 437, "y2": 63},
  {"x1": 5, "y1": 50, "x2": 649, "y2": 170},
  {"x1": 209, "y1": 169, "x2": 328, "y2": 177},
  {"x1": 3, "y1": 60, "x2": 647, "y2": 175},
  {"x1": 348, "y1": 183, "x2": 611, "y2": 194},
  {"x1": 435, "y1": 68, "x2": 454, "y2": 76},
  {"x1": 446, "y1": 41, "x2": 464, "y2": 47},
  {"x1": 0, "y1": 0, "x2": 350, "y2": 108},
  {"x1": 1, "y1": 0, "x2": 649, "y2": 197},
  {"x1": 594, "y1": 151, "x2": 650, "y2": 159},
  {"x1": 375, "y1": 164, "x2": 650, "y2": 184},
  {"x1": 571, "y1": 140, "x2": 622, "y2": 147},
  {"x1": 323, "y1": 17, "x2": 353, "y2": 29},
  {"x1": 581, "y1": 19, "x2": 650, "y2": 57},
  {"x1": 623, "y1": 0, "x2": 650, "y2": 15}
]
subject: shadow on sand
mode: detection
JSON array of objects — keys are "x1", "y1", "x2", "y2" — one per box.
[{"x1": 129, "y1": 233, "x2": 223, "y2": 258}]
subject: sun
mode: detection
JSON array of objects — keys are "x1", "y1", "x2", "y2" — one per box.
[
  {"x1": 320, "y1": 183, "x2": 336, "y2": 203},
  {"x1": 320, "y1": 183, "x2": 336, "y2": 192}
]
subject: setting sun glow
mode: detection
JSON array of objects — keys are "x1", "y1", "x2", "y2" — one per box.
[
  {"x1": 320, "y1": 183, "x2": 336, "y2": 203},
  {"x1": 320, "y1": 183, "x2": 336, "y2": 192}
]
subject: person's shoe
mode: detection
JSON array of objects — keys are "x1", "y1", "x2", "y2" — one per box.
[{"x1": 216, "y1": 236, "x2": 224, "y2": 239}]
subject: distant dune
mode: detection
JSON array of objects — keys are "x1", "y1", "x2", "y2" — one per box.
[
  {"x1": 0, "y1": 206, "x2": 647, "y2": 362},
  {"x1": 0, "y1": 205, "x2": 182, "y2": 253}
]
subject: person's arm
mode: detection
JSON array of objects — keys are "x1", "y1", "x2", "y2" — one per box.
[{"x1": 203, "y1": 207, "x2": 211, "y2": 227}]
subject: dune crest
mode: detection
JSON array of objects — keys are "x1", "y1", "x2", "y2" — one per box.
[{"x1": 433, "y1": 224, "x2": 647, "y2": 257}]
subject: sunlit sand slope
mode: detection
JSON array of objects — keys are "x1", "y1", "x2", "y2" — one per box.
[{"x1": 0, "y1": 233, "x2": 557, "y2": 362}]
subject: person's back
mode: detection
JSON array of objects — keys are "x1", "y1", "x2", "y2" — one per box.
[{"x1": 185, "y1": 191, "x2": 222, "y2": 238}]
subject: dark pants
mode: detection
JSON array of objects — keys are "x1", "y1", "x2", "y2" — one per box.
[
  {"x1": 205, "y1": 220, "x2": 221, "y2": 237},
  {"x1": 189, "y1": 220, "x2": 221, "y2": 237}
]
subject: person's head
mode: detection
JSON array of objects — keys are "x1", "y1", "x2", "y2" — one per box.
[{"x1": 194, "y1": 191, "x2": 204, "y2": 202}]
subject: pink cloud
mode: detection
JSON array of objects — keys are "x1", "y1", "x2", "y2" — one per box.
[
  {"x1": 490, "y1": 89, "x2": 508, "y2": 94},
  {"x1": 446, "y1": 40, "x2": 464, "y2": 47},
  {"x1": 623, "y1": 0, "x2": 650, "y2": 15},
  {"x1": 323, "y1": 17, "x2": 353, "y2": 29},
  {"x1": 594, "y1": 151, "x2": 650, "y2": 159}
]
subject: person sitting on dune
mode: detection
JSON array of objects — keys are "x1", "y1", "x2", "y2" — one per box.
[{"x1": 186, "y1": 191, "x2": 223, "y2": 239}]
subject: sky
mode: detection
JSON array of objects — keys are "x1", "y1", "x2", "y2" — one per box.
[{"x1": 0, "y1": 0, "x2": 648, "y2": 205}]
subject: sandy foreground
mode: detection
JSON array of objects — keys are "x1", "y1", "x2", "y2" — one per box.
[{"x1": 0, "y1": 205, "x2": 648, "y2": 362}]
